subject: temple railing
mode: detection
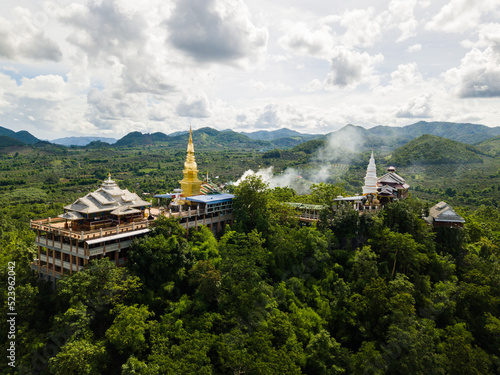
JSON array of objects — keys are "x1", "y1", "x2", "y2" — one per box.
[
  {"x1": 31, "y1": 207, "x2": 233, "y2": 241},
  {"x1": 31, "y1": 218, "x2": 154, "y2": 241}
]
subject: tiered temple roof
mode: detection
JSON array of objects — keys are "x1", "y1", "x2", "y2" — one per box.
[
  {"x1": 378, "y1": 171, "x2": 410, "y2": 190},
  {"x1": 62, "y1": 175, "x2": 150, "y2": 216},
  {"x1": 425, "y1": 201, "x2": 465, "y2": 225}
]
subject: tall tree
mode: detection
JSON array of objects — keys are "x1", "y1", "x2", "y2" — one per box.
[{"x1": 233, "y1": 175, "x2": 270, "y2": 235}]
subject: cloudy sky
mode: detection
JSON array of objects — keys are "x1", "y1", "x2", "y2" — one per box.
[{"x1": 0, "y1": 0, "x2": 499, "y2": 139}]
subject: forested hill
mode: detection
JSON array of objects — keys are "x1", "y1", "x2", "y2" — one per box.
[
  {"x1": 115, "y1": 127, "x2": 271, "y2": 149},
  {"x1": 389, "y1": 134, "x2": 485, "y2": 166},
  {"x1": 241, "y1": 127, "x2": 320, "y2": 141},
  {"x1": 401, "y1": 121, "x2": 500, "y2": 144},
  {"x1": 1, "y1": 179, "x2": 499, "y2": 374},
  {"x1": 0, "y1": 126, "x2": 40, "y2": 144},
  {"x1": 52, "y1": 136, "x2": 117, "y2": 146},
  {"x1": 475, "y1": 135, "x2": 500, "y2": 157},
  {"x1": 112, "y1": 121, "x2": 500, "y2": 151},
  {"x1": 333, "y1": 121, "x2": 500, "y2": 149},
  {"x1": 0, "y1": 135, "x2": 24, "y2": 147},
  {"x1": 292, "y1": 122, "x2": 500, "y2": 156},
  {"x1": 1, "y1": 121, "x2": 500, "y2": 151}
]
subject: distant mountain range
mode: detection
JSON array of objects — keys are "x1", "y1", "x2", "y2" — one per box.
[
  {"x1": 1, "y1": 122, "x2": 500, "y2": 155},
  {"x1": 114, "y1": 127, "x2": 271, "y2": 149},
  {"x1": 292, "y1": 121, "x2": 500, "y2": 155},
  {"x1": 241, "y1": 128, "x2": 319, "y2": 141},
  {"x1": 51, "y1": 136, "x2": 117, "y2": 146}
]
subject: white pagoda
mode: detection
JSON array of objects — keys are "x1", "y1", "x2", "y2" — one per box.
[{"x1": 362, "y1": 151, "x2": 378, "y2": 195}]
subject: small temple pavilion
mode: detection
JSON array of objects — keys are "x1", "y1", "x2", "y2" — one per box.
[{"x1": 425, "y1": 201, "x2": 465, "y2": 228}]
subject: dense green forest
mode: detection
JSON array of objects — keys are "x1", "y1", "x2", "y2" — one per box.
[{"x1": 0, "y1": 136, "x2": 499, "y2": 374}]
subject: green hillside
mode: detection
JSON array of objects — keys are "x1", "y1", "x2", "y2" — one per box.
[
  {"x1": 115, "y1": 128, "x2": 270, "y2": 149},
  {"x1": 0, "y1": 135, "x2": 24, "y2": 147},
  {"x1": 115, "y1": 131, "x2": 170, "y2": 147},
  {"x1": 475, "y1": 135, "x2": 500, "y2": 157},
  {"x1": 389, "y1": 134, "x2": 484, "y2": 166},
  {"x1": 0, "y1": 126, "x2": 40, "y2": 144},
  {"x1": 242, "y1": 127, "x2": 318, "y2": 141},
  {"x1": 291, "y1": 139, "x2": 326, "y2": 154},
  {"x1": 401, "y1": 121, "x2": 500, "y2": 144}
]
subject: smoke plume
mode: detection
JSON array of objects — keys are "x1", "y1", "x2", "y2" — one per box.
[{"x1": 235, "y1": 125, "x2": 367, "y2": 194}]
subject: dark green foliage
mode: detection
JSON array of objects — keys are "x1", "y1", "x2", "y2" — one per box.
[
  {"x1": 0, "y1": 137, "x2": 499, "y2": 374},
  {"x1": 390, "y1": 134, "x2": 484, "y2": 166},
  {"x1": 233, "y1": 174, "x2": 271, "y2": 235},
  {"x1": 0, "y1": 135, "x2": 25, "y2": 147},
  {"x1": 291, "y1": 139, "x2": 326, "y2": 154},
  {"x1": 0, "y1": 125, "x2": 40, "y2": 144},
  {"x1": 263, "y1": 149, "x2": 282, "y2": 158},
  {"x1": 475, "y1": 135, "x2": 500, "y2": 156},
  {"x1": 128, "y1": 218, "x2": 192, "y2": 297}
]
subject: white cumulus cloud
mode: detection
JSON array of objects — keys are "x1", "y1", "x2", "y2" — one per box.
[
  {"x1": 166, "y1": 0, "x2": 268, "y2": 66},
  {"x1": 426, "y1": 0, "x2": 499, "y2": 33},
  {"x1": 326, "y1": 46, "x2": 383, "y2": 88}
]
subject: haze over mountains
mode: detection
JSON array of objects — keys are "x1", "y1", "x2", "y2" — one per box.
[{"x1": 51, "y1": 137, "x2": 118, "y2": 146}]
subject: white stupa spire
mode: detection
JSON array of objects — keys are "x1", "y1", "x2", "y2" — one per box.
[{"x1": 362, "y1": 151, "x2": 378, "y2": 195}]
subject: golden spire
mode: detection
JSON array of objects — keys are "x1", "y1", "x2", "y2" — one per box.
[
  {"x1": 179, "y1": 126, "x2": 201, "y2": 198},
  {"x1": 187, "y1": 125, "x2": 194, "y2": 153}
]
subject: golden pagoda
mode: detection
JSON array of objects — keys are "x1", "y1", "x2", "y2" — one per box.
[{"x1": 179, "y1": 126, "x2": 202, "y2": 200}]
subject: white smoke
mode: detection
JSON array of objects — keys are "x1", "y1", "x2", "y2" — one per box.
[
  {"x1": 235, "y1": 166, "x2": 310, "y2": 194},
  {"x1": 315, "y1": 125, "x2": 365, "y2": 164},
  {"x1": 236, "y1": 125, "x2": 367, "y2": 194}
]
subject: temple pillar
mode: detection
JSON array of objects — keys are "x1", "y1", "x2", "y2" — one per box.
[
  {"x1": 37, "y1": 245, "x2": 41, "y2": 274},
  {"x1": 52, "y1": 249, "x2": 56, "y2": 278}
]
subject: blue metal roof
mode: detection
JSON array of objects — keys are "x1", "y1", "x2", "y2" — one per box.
[
  {"x1": 154, "y1": 193, "x2": 173, "y2": 199},
  {"x1": 186, "y1": 194, "x2": 234, "y2": 204}
]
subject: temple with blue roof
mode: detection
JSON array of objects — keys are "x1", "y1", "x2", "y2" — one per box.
[{"x1": 30, "y1": 127, "x2": 233, "y2": 285}]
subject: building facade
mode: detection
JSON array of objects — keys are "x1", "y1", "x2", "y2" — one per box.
[
  {"x1": 31, "y1": 176, "x2": 152, "y2": 283},
  {"x1": 31, "y1": 129, "x2": 234, "y2": 284}
]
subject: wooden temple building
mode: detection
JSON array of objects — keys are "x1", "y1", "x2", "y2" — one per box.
[
  {"x1": 30, "y1": 175, "x2": 152, "y2": 283},
  {"x1": 424, "y1": 201, "x2": 465, "y2": 228},
  {"x1": 31, "y1": 128, "x2": 233, "y2": 284}
]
